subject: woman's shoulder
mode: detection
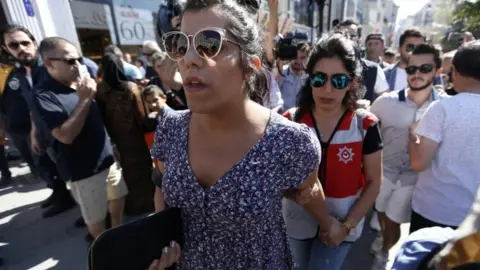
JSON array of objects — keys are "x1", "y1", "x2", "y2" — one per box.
[
  {"x1": 269, "y1": 113, "x2": 319, "y2": 152},
  {"x1": 159, "y1": 107, "x2": 190, "y2": 125}
]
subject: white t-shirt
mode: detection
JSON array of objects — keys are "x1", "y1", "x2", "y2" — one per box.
[
  {"x1": 374, "y1": 65, "x2": 390, "y2": 94},
  {"x1": 264, "y1": 71, "x2": 284, "y2": 109},
  {"x1": 413, "y1": 93, "x2": 480, "y2": 226},
  {"x1": 393, "y1": 67, "x2": 408, "y2": 91}
]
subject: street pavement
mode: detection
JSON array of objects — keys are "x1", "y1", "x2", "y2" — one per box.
[{"x1": 0, "y1": 162, "x2": 410, "y2": 270}]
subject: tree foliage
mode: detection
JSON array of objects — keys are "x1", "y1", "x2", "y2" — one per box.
[{"x1": 452, "y1": 1, "x2": 480, "y2": 30}]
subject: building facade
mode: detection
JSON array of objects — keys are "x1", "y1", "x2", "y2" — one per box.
[{"x1": 0, "y1": 0, "x2": 80, "y2": 50}]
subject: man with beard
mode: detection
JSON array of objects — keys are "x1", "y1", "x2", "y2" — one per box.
[
  {"x1": 369, "y1": 44, "x2": 446, "y2": 270},
  {"x1": 384, "y1": 29, "x2": 426, "y2": 91},
  {"x1": 0, "y1": 24, "x2": 75, "y2": 217},
  {"x1": 278, "y1": 40, "x2": 310, "y2": 110}
]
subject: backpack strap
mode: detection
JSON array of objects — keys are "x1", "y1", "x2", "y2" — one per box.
[{"x1": 398, "y1": 89, "x2": 406, "y2": 102}]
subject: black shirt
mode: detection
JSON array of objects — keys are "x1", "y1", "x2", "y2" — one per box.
[
  {"x1": 33, "y1": 72, "x2": 114, "y2": 181},
  {"x1": 145, "y1": 66, "x2": 157, "y2": 80},
  {"x1": 0, "y1": 66, "x2": 32, "y2": 135}
]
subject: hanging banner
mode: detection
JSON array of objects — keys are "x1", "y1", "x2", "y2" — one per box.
[{"x1": 23, "y1": 0, "x2": 35, "y2": 17}]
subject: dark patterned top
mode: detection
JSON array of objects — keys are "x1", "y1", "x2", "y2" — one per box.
[{"x1": 151, "y1": 108, "x2": 321, "y2": 270}]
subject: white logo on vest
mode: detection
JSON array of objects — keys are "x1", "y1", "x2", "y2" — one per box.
[
  {"x1": 8, "y1": 78, "x2": 20, "y2": 90},
  {"x1": 337, "y1": 146, "x2": 355, "y2": 164}
]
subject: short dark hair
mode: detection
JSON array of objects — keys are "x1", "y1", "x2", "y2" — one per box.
[
  {"x1": 332, "y1": 19, "x2": 340, "y2": 27},
  {"x1": 365, "y1": 34, "x2": 384, "y2": 43},
  {"x1": 337, "y1": 20, "x2": 362, "y2": 38},
  {"x1": 38, "y1": 37, "x2": 74, "y2": 59},
  {"x1": 409, "y1": 43, "x2": 442, "y2": 69},
  {"x1": 296, "y1": 41, "x2": 310, "y2": 52},
  {"x1": 452, "y1": 40, "x2": 480, "y2": 81},
  {"x1": 1, "y1": 24, "x2": 36, "y2": 46},
  {"x1": 384, "y1": 48, "x2": 396, "y2": 57},
  {"x1": 104, "y1": 44, "x2": 122, "y2": 56},
  {"x1": 338, "y1": 19, "x2": 359, "y2": 28},
  {"x1": 399, "y1": 28, "x2": 425, "y2": 47},
  {"x1": 143, "y1": 85, "x2": 166, "y2": 99}
]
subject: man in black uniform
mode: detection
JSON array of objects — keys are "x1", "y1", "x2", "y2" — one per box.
[
  {"x1": 0, "y1": 24, "x2": 75, "y2": 217},
  {"x1": 337, "y1": 20, "x2": 390, "y2": 103}
]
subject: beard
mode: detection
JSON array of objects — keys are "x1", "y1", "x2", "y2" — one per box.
[
  {"x1": 16, "y1": 52, "x2": 37, "y2": 66},
  {"x1": 409, "y1": 76, "x2": 435, "y2": 91}
]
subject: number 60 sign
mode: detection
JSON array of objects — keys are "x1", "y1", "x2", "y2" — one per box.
[{"x1": 114, "y1": 6, "x2": 156, "y2": 45}]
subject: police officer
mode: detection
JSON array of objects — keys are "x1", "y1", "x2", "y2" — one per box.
[{"x1": 0, "y1": 24, "x2": 75, "y2": 218}]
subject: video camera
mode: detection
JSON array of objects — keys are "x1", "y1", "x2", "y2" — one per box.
[
  {"x1": 274, "y1": 32, "x2": 309, "y2": 61},
  {"x1": 157, "y1": 0, "x2": 183, "y2": 39}
]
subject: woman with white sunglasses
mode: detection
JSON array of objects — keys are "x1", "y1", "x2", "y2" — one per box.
[{"x1": 147, "y1": 0, "x2": 333, "y2": 269}]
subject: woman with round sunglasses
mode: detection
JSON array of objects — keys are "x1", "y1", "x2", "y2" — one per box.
[
  {"x1": 283, "y1": 33, "x2": 383, "y2": 270},
  {"x1": 147, "y1": 0, "x2": 332, "y2": 269}
]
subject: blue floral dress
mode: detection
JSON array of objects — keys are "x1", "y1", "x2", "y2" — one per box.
[{"x1": 151, "y1": 108, "x2": 321, "y2": 269}]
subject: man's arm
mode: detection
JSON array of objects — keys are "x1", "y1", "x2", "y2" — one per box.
[
  {"x1": 408, "y1": 128, "x2": 439, "y2": 172},
  {"x1": 408, "y1": 102, "x2": 444, "y2": 172},
  {"x1": 293, "y1": 170, "x2": 332, "y2": 232},
  {"x1": 51, "y1": 77, "x2": 97, "y2": 144}
]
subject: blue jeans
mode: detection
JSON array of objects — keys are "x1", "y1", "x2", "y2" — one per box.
[{"x1": 289, "y1": 237, "x2": 352, "y2": 270}]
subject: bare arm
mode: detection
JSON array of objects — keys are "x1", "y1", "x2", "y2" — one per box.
[
  {"x1": 293, "y1": 170, "x2": 332, "y2": 232},
  {"x1": 265, "y1": 0, "x2": 279, "y2": 65},
  {"x1": 345, "y1": 150, "x2": 382, "y2": 227},
  {"x1": 52, "y1": 77, "x2": 97, "y2": 144},
  {"x1": 52, "y1": 98, "x2": 92, "y2": 144},
  {"x1": 408, "y1": 132, "x2": 439, "y2": 172},
  {"x1": 154, "y1": 186, "x2": 165, "y2": 213}
]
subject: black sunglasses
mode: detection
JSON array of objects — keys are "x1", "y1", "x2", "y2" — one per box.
[
  {"x1": 406, "y1": 44, "x2": 417, "y2": 52},
  {"x1": 7, "y1": 40, "x2": 32, "y2": 50},
  {"x1": 49, "y1": 57, "x2": 84, "y2": 66},
  {"x1": 310, "y1": 72, "x2": 352, "y2": 89},
  {"x1": 405, "y1": 64, "x2": 434, "y2": 75}
]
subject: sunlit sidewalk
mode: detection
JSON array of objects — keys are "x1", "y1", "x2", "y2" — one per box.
[{"x1": 0, "y1": 163, "x2": 88, "y2": 270}]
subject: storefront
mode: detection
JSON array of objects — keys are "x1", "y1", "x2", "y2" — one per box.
[{"x1": 70, "y1": 0, "x2": 160, "y2": 62}]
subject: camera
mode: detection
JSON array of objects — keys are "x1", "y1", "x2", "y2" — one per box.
[
  {"x1": 274, "y1": 32, "x2": 309, "y2": 61},
  {"x1": 157, "y1": 0, "x2": 183, "y2": 38}
]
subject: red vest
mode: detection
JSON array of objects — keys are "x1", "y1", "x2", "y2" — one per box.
[{"x1": 283, "y1": 108, "x2": 379, "y2": 240}]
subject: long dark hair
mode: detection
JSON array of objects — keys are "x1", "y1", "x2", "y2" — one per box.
[
  {"x1": 183, "y1": 0, "x2": 269, "y2": 106},
  {"x1": 294, "y1": 33, "x2": 362, "y2": 122}
]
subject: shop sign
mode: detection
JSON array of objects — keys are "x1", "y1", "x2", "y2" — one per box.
[
  {"x1": 71, "y1": 1, "x2": 110, "y2": 30},
  {"x1": 113, "y1": 6, "x2": 156, "y2": 45}
]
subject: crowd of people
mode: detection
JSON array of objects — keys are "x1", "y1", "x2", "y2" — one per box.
[{"x1": 0, "y1": 0, "x2": 479, "y2": 269}]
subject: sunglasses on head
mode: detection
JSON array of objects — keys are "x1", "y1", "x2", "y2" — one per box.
[
  {"x1": 49, "y1": 57, "x2": 84, "y2": 66},
  {"x1": 310, "y1": 72, "x2": 352, "y2": 89},
  {"x1": 405, "y1": 63, "x2": 434, "y2": 75},
  {"x1": 7, "y1": 40, "x2": 32, "y2": 50},
  {"x1": 162, "y1": 27, "x2": 242, "y2": 61}
]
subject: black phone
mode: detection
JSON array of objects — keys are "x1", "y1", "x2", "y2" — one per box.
[{"x1": 88, "y1": 207, "x2": 183, "y2": 270}]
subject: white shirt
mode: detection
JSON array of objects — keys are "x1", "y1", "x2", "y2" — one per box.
[
  {"x1": 413, "y1": 93, "x2": 480, "y2": 226},
  {"x1": 264, "y1": 71, "x2": 284, "y2": 109},
  {"x1": 393, "y1": 67, "x2": 408, "y2": 91},
  {"x1": 374, "y1": 65, "x2": 390, "y2": 94}
]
